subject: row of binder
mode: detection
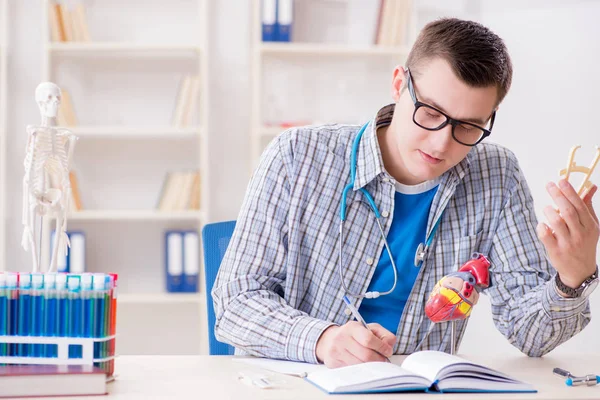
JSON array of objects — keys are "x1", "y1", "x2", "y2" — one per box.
[
  {"x1": 51, "y1": 231, "x2": 86, "y2": 274},
  {"x1": 50, "y1": 230, "x2": 200, "y2": 293},
  {"x1": 165, "y1": 231, "x2": 199, "y2": 293},
  {"x1": 261, "y1": 0, "x2": 293, "y2": 42}
]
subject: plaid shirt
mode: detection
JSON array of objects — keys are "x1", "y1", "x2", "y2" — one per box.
[{"x1": 213, "y1": 104, "x2": 591, "y2": 363}]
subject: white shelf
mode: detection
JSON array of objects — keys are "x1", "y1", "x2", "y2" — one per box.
[
  {"x1": 119, "y1": 293, "x2": 204, "y2": 305},
  {"x1": 70, "y1": 126, "x2": 201, "y2": 139},
  {"x1": 48, "y1": 42, "x2": 202, "y2": 56},
  {"x1": 61, "y1": 210, "x2": 205, "y2": 221},
  {"x1": 259, "y1": 42, "x2": 410, "y2": 56}
]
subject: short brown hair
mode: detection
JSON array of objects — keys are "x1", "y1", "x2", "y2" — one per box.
[{"x1": 406, "y1": 18, "x2": 513, "y2": 106}]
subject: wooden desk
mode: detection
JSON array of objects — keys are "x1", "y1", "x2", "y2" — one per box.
[{"x1": 18, "y1": 354, "x2": 600, "y2": 399}]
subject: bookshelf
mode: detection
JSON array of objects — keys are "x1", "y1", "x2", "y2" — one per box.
[
  {"x1": 0, "y1": 0, "x2": 6, "y2": 271},
  {"x1": 250, "y1": 0, "x2": 416, "y2": 168},
  {"x1": 39, "y1": 0, "x2": 210, "y2": 355}
]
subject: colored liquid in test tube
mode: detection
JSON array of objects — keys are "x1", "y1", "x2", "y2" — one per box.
[
  {"x1": 30, "y1": 273, "x2": 44, "y2": 357},
  {"x1": 43, "y1": 274, "x2": 57, "y2": 357},
  {"x1": 0, "y1": 273, "x2": 6, "y2": 360},
  {"x1": 92, "y1": 274, "x2": 105, "y2": 368},
  {"x1": 56, "y1": 274, "x2": 68, "y2": 340},
  {"x1": 6, "y1": 273, "x2": 18, "y2": 356},
  {"x1": 18, "y1": 273, "x2": 31, "y2": 357},
  {"x1": 81, "y1": 274, "x2": 94, "y2": 361},
  {"x1": 109, "y1": 273, "x2": 118, "y2": 375},
  {"x1": 67, "y1": 275, "x2": 82, "y2": 358}
]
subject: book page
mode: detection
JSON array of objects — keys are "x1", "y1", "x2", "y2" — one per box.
[
  {"x1": 401, "y1": 350, "x2": 468, "y2": 382},
  {"x1": 306, "y1": 362, "x2": 429, "y2": 393}
]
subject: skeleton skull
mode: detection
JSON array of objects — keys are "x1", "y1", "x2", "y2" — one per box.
[{"x1": 35, "y1": 82, "x2": 61, "y2": 119}]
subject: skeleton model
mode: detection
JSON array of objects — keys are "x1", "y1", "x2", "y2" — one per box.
[{"x1": 22, "y1": 82, "x2": 78, "y2": 273}]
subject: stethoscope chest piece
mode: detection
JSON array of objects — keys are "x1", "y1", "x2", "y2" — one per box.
[{"x1": 414, "y1": 243, "x2": 426, "y2": 267}]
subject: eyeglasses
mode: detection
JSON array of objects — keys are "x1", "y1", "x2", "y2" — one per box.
[{"x1": 405, "y1": 69, "x2": 495, "y2": 146}]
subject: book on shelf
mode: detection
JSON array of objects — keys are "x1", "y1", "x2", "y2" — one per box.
[
  {"x1": 57, "y1": 88, "x2": 78, "y2": 127},
  {"x1": 172, "y1": 74, "x2": 201, "y2": 128},
  {"x1": 48, "y1": 0, "x2": 91, "y2": 43},
  {"x1": 375, "y1": 0, "x2": 410, "y2": 47},
  {"x1": 305, "y1": 350, "x2": 536, "y2": 395},
  {"x1": 0, "y1": 364, "x2": 106, "y2": 398},
  {"x1": 345, "y1": 0, "x2": 410, "y2": 47},
  {"x1": 157, "y1": 170, "x2": 201, "y2": 212}
]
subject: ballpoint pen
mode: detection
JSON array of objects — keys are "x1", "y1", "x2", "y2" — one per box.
[{"x1": 342, "y1": 295, "x2": 392, "y2": 362}]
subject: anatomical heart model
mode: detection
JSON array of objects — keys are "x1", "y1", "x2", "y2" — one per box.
[
  {"x1": 425, "y1": 253, "x2": 491, "y2": 323},
  {"x1": 424, "y1": 253, "x2": 491, "y2": 354}
]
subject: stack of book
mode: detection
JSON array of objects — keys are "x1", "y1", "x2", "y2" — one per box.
[
  {"x1": 48, "y1": 0, "x2": 91, "y2": 42},
  {"x1": 172, "y1": 74, "x2": 201, "y2": 128},
  {"x1": 157, "y1": 170, "x2": 201, "y2": 211}
]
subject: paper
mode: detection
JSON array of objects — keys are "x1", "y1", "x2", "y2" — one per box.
[{"x1": 233, "y1": 357, "x2": 324, "y2": 377}]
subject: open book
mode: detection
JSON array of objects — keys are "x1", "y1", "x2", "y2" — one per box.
[{"x1": 305, "y1": 350, "x2": 536, "y2": 394}]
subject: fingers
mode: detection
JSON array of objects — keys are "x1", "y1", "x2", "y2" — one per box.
[
  {"x1": 367, "y1": 323, "x2": 397, "y2": 348},
  {"x1": 546, "y1": 181, "x2": 582, "y2": 230},
  {"x1": 537, "y1": 222, "x2": 557, "y2": 250},
  {"x1": 543, "y1": 204, "x2": 569, "y2": 239},
  {"x1": 582, "y1": 185, "x2": 598, "y2": 224},
  {"x1": 351, "y1": 323, "x2": 393, "y2": 358}
]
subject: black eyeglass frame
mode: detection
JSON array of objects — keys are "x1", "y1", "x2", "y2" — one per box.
[{"x1": 405, "y1": 68, "x2": 496, "y2": 147}]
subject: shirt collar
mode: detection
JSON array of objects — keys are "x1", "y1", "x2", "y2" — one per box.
[{"x1": 353, "y1": 103, "x2": 471, "y2": 190}]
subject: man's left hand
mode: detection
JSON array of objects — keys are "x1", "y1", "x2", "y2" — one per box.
[{"x1": 537, "y1": 180, "x2": 599, "y2": 290}]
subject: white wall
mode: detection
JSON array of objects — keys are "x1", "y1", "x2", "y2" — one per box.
[
  {"x1": 4, "y1": 0, "x2": 599, "y2": 356},
  {"x1": 461, "y1": 0, "x2": 600, "y2": 356}
]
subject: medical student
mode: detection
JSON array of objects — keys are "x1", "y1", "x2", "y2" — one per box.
[{"x1": 212, "y1": 18, "x2": 599, "y2": 368}]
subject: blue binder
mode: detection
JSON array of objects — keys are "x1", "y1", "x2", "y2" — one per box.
[
  {"x1": 182, "y1": 230, "x2": 199, "y2": 293},
  {"x1": 165, "y1": 231, "x2": 184, "y2": 292},
  {"x1": 277, "y1": 0, "x2": 293, "y2": 42},
  {"x1": 261, "y1": 0, "x2": 278, "y2": 42}
]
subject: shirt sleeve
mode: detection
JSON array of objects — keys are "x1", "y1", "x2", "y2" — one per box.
[
  {"x1": 484, "y1": 154, "x2": 591, "y2": 357},
  {"x1": 211, "y1": 133, "x2": 335, "y2": 363}
]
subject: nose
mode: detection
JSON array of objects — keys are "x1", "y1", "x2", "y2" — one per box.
[{"x1": 429, "y1": 123, "x2": 454, "y2": 154}]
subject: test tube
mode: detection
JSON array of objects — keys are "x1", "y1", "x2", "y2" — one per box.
[
  {"x1": 67, "y1": 275, "x2": 82, "y2": 358},
  {"x1": 0, "y1": 273, "x2": 6, "y2": 361},
  {"x1": 18, "y1": 273, "x2": 31, "y2": 357},
  {"x1": 6, "y1": 273, "x2": 18, "y2": 356},
  {"x1": 81, "y1": 274, "x2": 94, "y2": 362},
  {"x1": 30, "y1": 273, "x2": 44, "y2": 357},
  {"x1": 56, "y1": 274, "x2": 68, "y2": 339},
  {"x1": 43, "y1": 273, "x2": 57, "y2": 357}
]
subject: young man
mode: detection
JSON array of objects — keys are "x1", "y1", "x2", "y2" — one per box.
[{"x1": 213, "y1": 18, "x2": 599, "y2": 368}]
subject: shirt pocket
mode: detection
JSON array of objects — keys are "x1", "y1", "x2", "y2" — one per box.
[{"x1": 433, "y1": 230, "x2": 492, "y2": 274}]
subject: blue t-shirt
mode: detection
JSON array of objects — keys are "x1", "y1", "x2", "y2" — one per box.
[{"x1": 358, "y1": 179, "x2": 439, "y2": 334}]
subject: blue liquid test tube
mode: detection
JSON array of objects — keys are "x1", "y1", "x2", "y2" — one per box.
[
  {"x1": 6, "y1": 273, "x2": 18, "y2": 357},
  {"x1": 56, "y1": 274, "x2": 68, "y2": 345},
  {"x1": 0, "y1": 273, "x2": 6, "y2": 362},
  {"x1": 43, "y1": 273, "x2": 57, "y2": 357},
  {"x1": 30, "y1": 273, "x2": 44, "y2": 357},
  {"x1": 92, "y1": 273, "x2": 105, "y2": 364},
  {"x1": 18, "y1": 273, "x2": 31, "y2": 357},
  {"x1": 81, "y1": 274, "x2": 93, "y2": 361},
  {"x1": 67, "y1": 275, "x2": 82, "y2": 358}
]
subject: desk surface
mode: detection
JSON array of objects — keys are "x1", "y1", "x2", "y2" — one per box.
[{"x1": 18, "y1": 354, "x2": 600, "y2": 399}]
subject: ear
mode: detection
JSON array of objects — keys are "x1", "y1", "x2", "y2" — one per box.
[{"x1": 392, "y1": 65, "x2": 407, "y2": 103}]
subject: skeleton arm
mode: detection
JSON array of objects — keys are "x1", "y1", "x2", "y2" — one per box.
[{"x1": 21, "y1": 127, "x2": 38, "y2": 250}]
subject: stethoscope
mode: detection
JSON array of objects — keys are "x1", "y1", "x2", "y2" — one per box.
[{"x1": 338, "y1": 122, "x2": 444, "y2": 301}]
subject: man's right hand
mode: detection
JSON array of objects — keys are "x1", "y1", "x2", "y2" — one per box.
[{"x1": 315, "y1": 321, "x2": 395, "y2": 368}]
